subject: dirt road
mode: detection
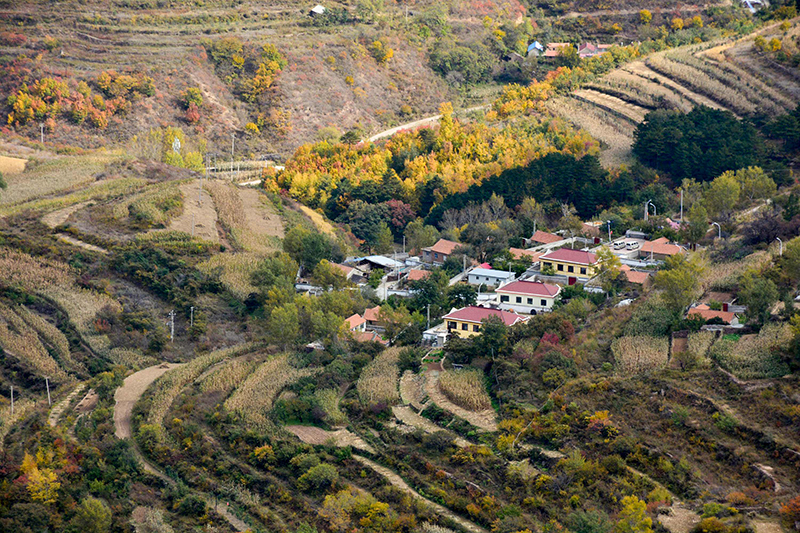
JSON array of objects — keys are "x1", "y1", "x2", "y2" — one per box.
[
  {"x1": 368, "y1": 105, "x2": 489, "y2": 143},
  {"x1": 114, "y1": 363, "x2": 183, "y2": 439}
]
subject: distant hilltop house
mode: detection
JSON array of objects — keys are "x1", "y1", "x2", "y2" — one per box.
[
  {"x1": 495, "y1": 280, "x2": 561, "y2": 315},
  {"x1": 539, "y1": 248, "x2": 598, "y2": 280},
  {"x1": 309, "y1": 4, "x2": 326, "y2": 16},
  {"x1": 544, "y1": 42, "x2": 571, "y2": 58},
  {"x1": 443, "y1": 306, "x2": 531, "y2": 339},
  {"x1": 422, "y1": 238, "x2": 461, "y2": 265}
]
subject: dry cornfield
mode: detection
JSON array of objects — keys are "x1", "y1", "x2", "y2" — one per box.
[
  {"x1": 687, "y1": 330, "x2": 717, "y2": 360},
  {"x1": 438, "y1": 368, "x2": 492, "y2": 411},
  {"x1": 198, "y1": 252, "x2": 261, "y2": 300},
  {"x1": 357, "y1": 347, "x2": 401, "y2": 407},
  {"x1": 0, "y1": 302, "x2": 71, "y2": 383},
  {"x1": 147, "y1": 344, "x2": 257, "y2": 429},
  {"x1": 199, "y1": 356, "x2": 261, "y2": 394},
  {"x1": 224, "y1": 353, "x2": 319, "y2": 430},
  {"x1": 712, "y1": 325, "x2": 792, "y2": 379},
  {"x1": 612, "y1": 336, "x2": 669, "y2": 375},
  {"x1": 314, "y1": 388, "x2": 347, "y2": 426},
  {"x1": 701, "y1": 251, "x2": 771, "y2": 292},
  {"x1": 15, "y1": 305, "x2": 85, "y2": 374}
]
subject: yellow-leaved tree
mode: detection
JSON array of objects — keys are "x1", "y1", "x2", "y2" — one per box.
[
  {"x1": 21, "y1": 452, "x2": 61, "y2": 505},
  {"x1": 615, "y1": 495, "x2": 653, "y2": 533}
]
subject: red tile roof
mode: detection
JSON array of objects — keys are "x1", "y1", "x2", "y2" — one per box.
[
  {"x1": 531, "y1": 230, "x2": 562, "y2": 244},
  {"x1": 353, "y1": 330, "x2": 389, "y2": 345},
  {"x1": 509, "y1": 248, "x2": 542, "y2": 261},
  {"x1": 363, "y1": 306, "x2": 381, "y2": 322},
  {"x1": 640, "y1": 237, "x2": 684, "y2": 256},
  {"x1": 424, "y1": 239, "x2": 461, "y2": 256},
  {"x1": 688, "y1": 304, "x2": 736, "y2": 324},
  {"x1": 624, "y1": 270, "x2": 650, "y2": 284},
  {"x1": 443, "y1": 306, "x2": 530, "y2": 327},
  {"x1": 332, "y1": 263, "x2": 354, "y2": 277},
  {"x1": 540, "y1": 248, "x2": 597, "y2": 265},
  {"x1": 346, "y1": 313, "x2": 366, "y2": 330},
  {"x1": 496, "y1": 280, "x2": 561, "y2": 297},
  {"x1": 407, "y1": 269, "x2": 431, "y2": 282}
]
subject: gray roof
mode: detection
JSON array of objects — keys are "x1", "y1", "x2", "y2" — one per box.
[
  {"x1": 359, "y1": 255, "x2": 404, "y2": 269},
  {"x1": 469, "y1": 268, "x2": 515, "y2": 279}
]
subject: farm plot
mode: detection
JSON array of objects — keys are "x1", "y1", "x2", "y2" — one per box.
[
  {"x1": 572, "y1": 89, "x2": 647, "y2": 124},
  {"x1": 424, "y1": 371, "x2": 497, "y2": 432},
  {"x1": 203, "y1": 180, "x2": 282, "y2": 253},
  {"x1": 709, "y1": 325, "x2": 791, "y2": 379},
  {"x1": 623, "y1": 62, "x2": 724, "y2": 111},
  {"x1": 545, "y1": 97, "x2": 635, "y2": 168},
  {"x1": 224, "y1": 353, "x2": 319, "y2": 432},
  {"x1": 156, "y1": 181, "x2": 219, "y2": 242},
  {"x1": 357, "y1": 347, "x2": 401, "y2": 407},
  {"x1": 438, "y1": 369, "x2": 492, "y2": 411},
  {"x1": 599, "y1": 70, "x2": 692, "y2": 112},
  {"x1": 284, "y1": 425, "x2": 375, "y2": 454},
  {"x1": 0, "y1": 153, "x2": 124, "y2": 208},
  {"x1": 0, "y1": 155, "x2": 27, "y2": 175},
  {"x1": 723, "y1": 39, "x2": 800, "y2": 101},
  {"x1": 612, "y1": 336, "x2": 669, "y2": 375}
]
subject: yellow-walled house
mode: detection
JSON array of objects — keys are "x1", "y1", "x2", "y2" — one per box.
[
  {"x1": 539, "y1": 248, "x2": 597, "y2": 280},
  {"x1": 442, "y1": 306, "x2": 531, "y2": 339}
]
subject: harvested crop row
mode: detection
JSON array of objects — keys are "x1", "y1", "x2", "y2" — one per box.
[
  {"x1": 612, "y1": 336, "x2": 669, "y2": 375},
  {"x1": 646, "y1": 56, "x2": 757, "y2": 116},
  {"x1": 198, "y1": 252, "x2": 261, "y2": 300},
  {"x1": 199, "y1": 355, "x2": 261, "y2": 394},
  {"x1": 15, "y1": 305, "x2": 84, "y2": 374},
  {"x1": 111, "y1": 181, "x2": 185, "y2": 228},
  {"x1": 687, "y1": 330, "x2": 717, "y2": 360},
  {"x1": 0, "y1": 302, "x2": 71, "y2": 383},
  {"x1": 711, "y1": 325, "x2": 791, "y2": 379},
  {"x1": 357, "y1": 347, "x2": 401, "y2": 407},
  {"x1": 147, "y1": 343, "x2": 257, "y2": 428},
  {"x1": 603, "y1": 69, "x2": 693, "y2": 112},
  {"x1": 573, "y1": 89, "x2": 647, "y2": 124},
  {"x1": 438, "y1": 369, "x2": 492, "y2": 411},
  {"x1": 225, "y1": 353, "x2": 319, "y2": 431},
  {"x1": 623, "y1": 62, "x2": 723, "y2": 111}
]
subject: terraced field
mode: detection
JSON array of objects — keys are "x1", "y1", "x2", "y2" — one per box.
[{"x1": 552, "y1": 22, "x2": 800, "y2": 167}]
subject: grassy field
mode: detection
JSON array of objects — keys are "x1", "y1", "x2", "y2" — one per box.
[{"x1": 0, "y1": 155, "x2": 27, "y2": 174}]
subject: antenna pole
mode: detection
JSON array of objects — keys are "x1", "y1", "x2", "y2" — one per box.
[{"x1": 169, "y1": 310, "x2": 175, "y2": 343}]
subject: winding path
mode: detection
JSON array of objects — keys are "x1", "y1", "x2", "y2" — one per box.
[
  {"x1": 368, "y1": 105, "x2": 489, "y2": 143},
  {"x1": 113, "y1": 363, "x2": 250, "y2": 532}
]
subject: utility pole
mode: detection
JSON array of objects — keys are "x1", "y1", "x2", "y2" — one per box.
[
  {"x1": 10, "y1": 385, "x2": 13, "y2": 416},
  {"x1": 191, "y1": 214, "x2": 195, "y2": 237},
  {"x1": 231, "y1": 133, "x2": 235, "y2": 174},
  {"x1": 402, "y1": 236, "x2": 405, "y2": 255},
  {"x1": 607, "y1": 220, "x2": 612, "y2": 243},
  {"x1": 39, "y1": 122, "x2": 44, "y2": 144},
  {"x1": 168, "y1": 310, "x2": 175, "y2": 343},
  {"x1": 711, "y1": 222, "x2": 721, "y2": 240},
  {"x1": 680, "y1": 189, "x2": 684, "y2": 223},
  {"x1": 776, "y1": 237, "x2": 783, "y2": 256},
  {"x1": 644, "y1": 199, "x2": 650, "y2": 222},
  {"x1": 190, "y1": 306, "x2": 195, "y2": 328},
  {"x1": 45, "y1": 377, "x2": 51, "y2": 406},
  {"x1": 426, "y1": 303, "x2": 430, "y2": 330}
]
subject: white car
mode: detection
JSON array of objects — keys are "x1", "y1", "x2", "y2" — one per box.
[
  {"x1": 626, "y1": 241, "x2": 640, "y2": 250},
  {"x1": 613, "y1": 241, "x2": 625, "y2": 250}
]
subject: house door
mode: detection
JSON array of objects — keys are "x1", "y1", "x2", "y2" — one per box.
[{"x1": 568, "y1": 276, "x2": 577, "y2": 286}]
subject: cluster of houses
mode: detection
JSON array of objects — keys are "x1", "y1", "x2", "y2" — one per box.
[
  {"x1": 527, "y1": 41, "x2": 615, "y2": 59},
  {"x1": 323, "y1": 223, "x2": 745, "y2": 347}
]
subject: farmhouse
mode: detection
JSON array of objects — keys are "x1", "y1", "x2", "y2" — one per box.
[
  {"x1": 442, "y1": 306, "x2": 531, "y2": 339},
  {"x1": 639, "y1": 237, "x2": 685, "y2": 261},
  {"x1": 406, "y1": 269, "x2": 431, "y2": 282},
  {"x1": 422, "y1": 238, "x2": 461, "y2": 265},
  {"x1": 509, "y1": 247, "x2": 542, "y2": 262},
  {"x1": 527, "y1": 41, "x2": 545, "y2": 56},
  {"x1": 529, "y1": 230, "x2": 562, "y2": 245},
  {"x1": 544, "y1": 42, "x2": 571, "y2": 58},
  {"x1": 345, "y1": 313, "x2": 366, "y2": 332},
  {"x1": 619, "y1": 265, "x2": 650, "y2": 285},
  {"x1": 687, "y1": 304, "x2": 739, "y2": 326},
  {"x1": 467, "y1": 267, "x2": 515, "y2": 288},
  {"x1": 539, "y1": 248, "x2": 597, "y2": 279},
  {"x1": 495, "y1": 280, "x2": 561, "y2": 314},
  {"x1": 363, "y1": 306, "x2": 383, "y2": 331},
  {"x1": 578, "y1": 43, "x2": 612, "y2": 59}
]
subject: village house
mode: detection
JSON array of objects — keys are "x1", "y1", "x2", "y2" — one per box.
[
  {"x1": 539, "y1": 248, "x2": 598, "y2": 280},
  {"x1": 467, "y1": 267, "x2": 515, "y2": 288},
  {"x1": 687, "y1": 304, "x2": 740, "y2": 326},
  {"x1": 544, "y1": 42, "x2": 571, "y2": 58},
  {"x1": 422, "y1": 238, "x2": 461, "y2": 265},
  {"x1": 577, "y1": 43, "x2": 612, "y2": 59},
  {"x1": 363, "y1": 306, "x2": 383, "y2": 331},
  {"x1": 619, "y1": 264, "x2": 651, "y2": 285},
  {"x1": 332, "y1": 262, "x2": 367, "y2": 283},
  {"x1": 528, "y1": 230, "x2": 562, "y2": 246},
  {"x1": 405, "y1": 269, "x2": 431, "y2": 283},
  {"x1": 345, "y1": 313, "x2": 366, "y2": 332},
  {"x1": 442, "y1": 306, "x2": 531, "y2": 339},
  {"x1": 639, "y1": 237, "x2": 686, "y2": 261},
  {"x1": 509, "y1": 247, "x2": 542, "y2": 263},
  {"x1": 495, "y1": 280, "x2": 561, "y2": 314},
  {"x1": 527, "y1": 41, "x2": 545, "y2": 56}
]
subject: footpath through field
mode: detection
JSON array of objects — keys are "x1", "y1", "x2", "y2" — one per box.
[{"x1": 113, "y1": 362, "x2": 251, "y2": 532}]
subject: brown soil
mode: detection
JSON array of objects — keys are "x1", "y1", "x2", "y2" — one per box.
[
  {"x1": 158, "y1": 181, "x2": 220, "y2": 242},
  {"x1": 658, "y1": 506, "x2": 700, "y2": 533},
  {"x1": 41, "y1": 201, "x2": 91, "y2": 229},
  {"x1": 239, "y1": 187, "x2": 284, "y2": 240},
  {"x1": 114, "y1": 363, "x2": 184, "y2": 439},
  {"x1": 284, "y1": 425, "x2": 375, "y2": 454},
  {"x1": 392, "y1": 405, "x2": 471, "y2": 448}
]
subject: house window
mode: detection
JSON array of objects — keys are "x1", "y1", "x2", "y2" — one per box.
[
  {"x1": 447, "y1": 321, "x2": 456, "y2": 330},
  {"x1": 567, "y1": 265, "x2": 574, "y2": 273},
  {"x1": 527, "y1": 298, "x2": 533, "y2": 305},
  {"x1": 543, "y1": 262, "x2": 552, "y2": 269},
  {"x1": 434, "y1": 253, "x2": 439, "y2": 259},
  {"x1": 473, "y1": 325, "x2": 479, "y2": 332},
  {"x1": 557, "y1": 264, "x2": 564, "y2": 271},
  {"x1": 541, "y1": 299, "x2": 547, "y2": 306},
  {"x1": 516, "y1": 296, "x2": 522, "y2": 303},
  {"x1": 500, "y1": 295, "x2": 509, "y2": 303},
  {"x1": 580, "y1": 267, "x2": 587, "y2": 275},
  {"x1": 461, "y1": 323, "x2": 468, "y2": 331}
]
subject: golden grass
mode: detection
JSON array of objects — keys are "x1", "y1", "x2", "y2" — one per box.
[
  {"x1": 298, "y1": 204, "x2": 336, "y2": 236},
  {"x1": 700, "y1": 250, "x2": 771, "y2": 292},
  {"x1": 357, "y1": 347, "x2": 401, "y2": 407},
  {"x1": 0, "y1": 398, "x2": 36, "y2": 445},
  {"x1": 612, "y1": 336, "x2": 669, "y2": 375},
  {"x1": 0, "y1": 152, "x2": 125, "y2": 208},
  {"x1": 224, "y1": 353, "x2": 319, "y2": 431},
  {"x1": 687, "y1": 330, "x2": 716, "y2": 360},
  {"x1": 111, "y1": 180, "x2": 188, "y2": 227},
  {"x1": 314, "y1": 388, "x2": 347, "y2": 426},
  {"x1": 438, "y1": 368, "x2": 492, "y2": 411},
  {"x1": 203, "y1": 181, "x2": 282, "y2": 253},
  {"x1": 15, "y1": 305, "x2": 85, "y2": 374},
  {"x1": 0, "y1": 155, "x2": 27, "y2": 175}
]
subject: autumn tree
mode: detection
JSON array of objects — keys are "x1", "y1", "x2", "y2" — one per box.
[
  {"x1": 615, "y1": 496, "x2": 653, "y2": 533},
  {"x1": 405, "y1": 219, "x2": 440, "y2": 254},
  {"x1": 313, "y1": 259, "x2": 348, "y2": 290},
  {"x1": 683, "y1": 204, "x2": 709, "y2": 249},
  {"x1": 594, "y1": 246, "x2": 623, "y2": 291},
  {"x1": 654, "y1": 254, "x2": 705, "y2": 316},
  {"x1": 704, "y1": 172, "x2": 740, "y2": 222},
  {"x1": 71, "y1": 497, "x2": 112, "y2": 533},
  {"x1": 378, "y1": 305, "x2": 412, "y2": 344},
  {"x1": 639, "y1": 10, "x2": 652, "y2": 24},
  {"x1": 21, "y1": 452, "x2": 60, "y2": 505},
  {"x1": 733, "y1": 166, "x2": 776, "y2": 202}
]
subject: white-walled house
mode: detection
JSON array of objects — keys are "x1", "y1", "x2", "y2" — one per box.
[
  {"x1": 495, "y1": 280, "x2": 561, "y2": 314},
  {"x1": 467, "y1": 268, "x2": 515, "y2": 287}
]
